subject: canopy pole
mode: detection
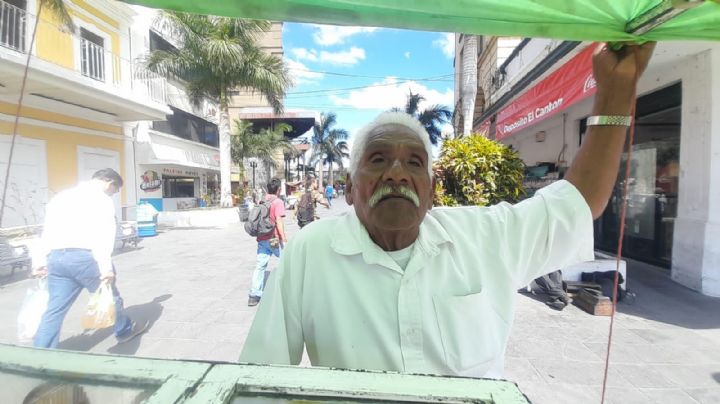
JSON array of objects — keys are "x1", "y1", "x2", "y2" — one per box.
[{"x1": 626, "y1": 0, "x2": 704, "y2": 36}]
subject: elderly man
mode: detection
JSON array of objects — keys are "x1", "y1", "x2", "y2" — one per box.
[{"x1": 240, "y1": 43, "x2": 655, "y2": 378}]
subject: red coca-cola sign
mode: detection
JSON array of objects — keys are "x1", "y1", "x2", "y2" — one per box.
[{"x1": 496, "y1": 44, "x2": 597, "y2": 140}]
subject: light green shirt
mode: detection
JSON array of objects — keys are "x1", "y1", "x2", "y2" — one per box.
[{"x1": 240, "y1": 180, "x2": 594, "y2": 378}]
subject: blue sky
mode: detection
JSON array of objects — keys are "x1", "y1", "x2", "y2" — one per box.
[{"x1": 282, "y1": 24, "x2": 456, "y2": 145}]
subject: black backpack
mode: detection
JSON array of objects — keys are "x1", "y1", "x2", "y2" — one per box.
[
  {"x1": 296, "y1": 191, "x2": 315, "y2": 224},
  {"x1": 244, "y1": 198, "x2": 276, "y2": 237}
]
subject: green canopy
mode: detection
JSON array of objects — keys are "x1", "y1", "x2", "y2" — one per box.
[{"x1": 121, "y1": 0, "x2": 720, "y2": 42}]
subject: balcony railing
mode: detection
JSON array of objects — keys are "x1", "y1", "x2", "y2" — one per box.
[
  {"x1": 0, "y1": 0, "x2": 25, "y2": 52},
  {"x1": 0, "y1": 0, "x2": 167, "y2": 104}
]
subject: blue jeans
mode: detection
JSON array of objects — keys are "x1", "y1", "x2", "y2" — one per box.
[
  {"x1": 250, "y1": 240, "x2": 280, "y2": 298},
  {"x1": 34, "y1": 250, "x2": 133, "y2": 348},
  {"x1": 326, "y1": 195, "x2": 333, "y2": 206}
]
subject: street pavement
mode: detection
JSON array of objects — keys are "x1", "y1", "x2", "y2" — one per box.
[{"x1": 0, "y1": 197, "x2": 718, "y2": 403}]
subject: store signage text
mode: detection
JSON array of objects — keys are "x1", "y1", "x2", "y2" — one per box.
[
  {"x1": 496, "y1": 45, "x2": 596, "y2": 140},
  {"x1": 503, "y1": 98, "x2": 564, "y2": 134},
  {"x1": 184, "y1": 150, "x2": 220, "y2": 168},
  {"x1": 162, "y1": 167, "x2": 200, "y2": 177}
]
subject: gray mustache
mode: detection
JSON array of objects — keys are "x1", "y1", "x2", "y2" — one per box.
[{"x1": 368, "y1": 184, "x2": 420, "y2": 208}]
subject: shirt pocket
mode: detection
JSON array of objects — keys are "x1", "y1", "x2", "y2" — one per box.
[{"x1": 432, "y1": 291, "x2": 508, "y2": 374}]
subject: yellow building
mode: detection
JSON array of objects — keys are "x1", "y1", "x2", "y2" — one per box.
[{"x1": 0, "y1": 0, "x2": 169, "y2": 227}]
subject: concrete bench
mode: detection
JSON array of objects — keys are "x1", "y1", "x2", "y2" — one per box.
[{"x1": 561, "y1": 255, "x2": 628, "y2": 290}]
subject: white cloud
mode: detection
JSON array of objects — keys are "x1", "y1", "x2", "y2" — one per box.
[
  {"x1": 404, "y1": 51, "x2": 411, "y2": 59},
  {"x1": 285, "y1": 59, "x2": 324, "y2": 85},
  {"x1": 319, "y1": 47, "x2": 366, "y2": 66},
  {"x1": 291, "y1": 48, "x2": 318, "y2": 62},
  {"x1": 312, "y1": 24, "x2": 379, "y2": 46},
  {"x1": 433, "y1": 33, "x2": 455, "y2": 59},
  {"x1": 291, "y1": 46, "x2": 366, "y2": 66},
  {"x1": 330, "y1": 77, "x2": 453, "y2": 111}
]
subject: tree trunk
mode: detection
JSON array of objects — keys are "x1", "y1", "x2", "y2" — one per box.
[
  {"x1": 219, "y1": 105, "x2": 233, "y2": 207},
  {"x1": 461, "y1": 35, "x2": 478, "y2": 136},
  {"x1": 317, "y1": 160, "x2": 324, "y2": 188},
  {"x1": 328, "y1": 160, "x2": 334, "y2": 186}
]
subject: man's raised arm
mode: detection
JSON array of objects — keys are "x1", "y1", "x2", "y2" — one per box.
[{"x1": 565, "y1": 42, "x2": 656, "y2": 219}]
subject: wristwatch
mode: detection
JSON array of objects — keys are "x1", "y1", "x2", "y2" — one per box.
[{"x1": 587, "y1": 115, "x2": 632, "y2": 127}]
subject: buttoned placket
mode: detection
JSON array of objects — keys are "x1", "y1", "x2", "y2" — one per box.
[{"x1": 397, "y1": 240, "x2": 438, "y2": 373}]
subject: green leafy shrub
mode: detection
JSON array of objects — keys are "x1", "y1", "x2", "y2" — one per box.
[{"x1": 434, "y1": 135, "x2": 525, "y2": 207}]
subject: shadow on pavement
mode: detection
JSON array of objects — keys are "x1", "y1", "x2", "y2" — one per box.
[
  {"x1": 58, "y1": 294, "x2": 172, "y2": 354},
  {"x1": 112, "y1": 246, "x2": 145, "y2": 257},
  {"x1": 159, "y1": 226, "x2": 224, "y2": 231},
  {"x1": 0, "y1": 269, "x2": 31, "y2": 287},
  {"x1": 616, "y1": 259, "x2": 720, "y2": 330}
]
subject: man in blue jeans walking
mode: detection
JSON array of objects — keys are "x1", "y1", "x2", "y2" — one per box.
[
  {"x1": 248, "y1": 178, "x2": 287, "y2": 307},
  {"x1": 33, "y1": 169, "x2": 148, "y2": 348}
]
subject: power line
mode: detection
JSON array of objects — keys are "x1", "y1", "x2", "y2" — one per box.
[
  {"x1": 286, "y1": 75, "x2": 454, "y2": 98},
  {"x1": 285, "y1": 103, "x2": 424, "y2": 112},
  {"x1": 286, "y1": 67, "x2": 454, "y2": 82}
]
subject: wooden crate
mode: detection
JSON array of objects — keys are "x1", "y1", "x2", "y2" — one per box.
[{"x1": 573, "y1": 288, "x2": 614, "y2": 316}]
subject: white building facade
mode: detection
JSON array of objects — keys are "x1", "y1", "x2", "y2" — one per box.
[
  {"x1": 126, "y1": 6, "x2": 221, "y2": 213},
  {"x1": 468, "y1": 39, "x2": 720, "y2": 297}
]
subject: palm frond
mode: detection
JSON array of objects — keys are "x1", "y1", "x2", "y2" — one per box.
[
  {"x1": 231, "y1": 120, "x2": 294, "y2": 168},
  {"x1": 405, "y1": 90, "x2": 425, "y2": 116},
  {"x1": 145, "y1": 12, "x2": 290, "y2": 112},
  {"x1": 41, "y1": 0, "x2": 75, "y2": 32}
]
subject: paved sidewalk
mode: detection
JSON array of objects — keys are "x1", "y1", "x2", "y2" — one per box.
[{"x1": 0, "y1": 198, "x2": 718, "y2": 403}]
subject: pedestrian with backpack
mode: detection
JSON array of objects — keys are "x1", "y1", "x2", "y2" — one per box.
[
  {"x1": 295, "y1": 178, "x2": 329, "y2": 228},
  {"x1": 245, "y1": 178, "x2": 287, "y2": 307}
]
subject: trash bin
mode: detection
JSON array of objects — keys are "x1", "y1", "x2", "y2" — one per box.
[
  {"x1": 137, "y1": 222, "x2": 157, "y2": 237},
  {"x1": 238, "y1": 204, "x2": 250, "y2": 222}
]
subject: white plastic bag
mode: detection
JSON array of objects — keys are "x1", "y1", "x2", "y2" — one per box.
[
  {"x1": 17, "y1": 278, "x2": 49, "y2": 344},
  {"x1": 81, "y1": 283, "x2": 116, "y2": 329}
]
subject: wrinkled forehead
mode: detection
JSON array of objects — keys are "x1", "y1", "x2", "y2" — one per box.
[{"x1": 364, "y1": 124, "x2": 428, "y2": 155}]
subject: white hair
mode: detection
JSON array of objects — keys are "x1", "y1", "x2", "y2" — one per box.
[{"x1": 349, "y1": 112, "x2": 433, "y2": 179}]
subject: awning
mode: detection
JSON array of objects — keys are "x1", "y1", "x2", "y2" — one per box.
[
  {"x1": 233, "y1": 111, "x2": 317, "y2": 139},
  {"x1": 138, "y1": 142, "x2": 221, "y2": 171},
  {"x1": 122, "y1": 1, "x2": 720, "y2": 42},
  {"x1": 495, "y1": 45, "x2": 596, "y2": 141}
]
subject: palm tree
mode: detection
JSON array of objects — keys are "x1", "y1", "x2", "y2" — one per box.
[
  {"x1": 397, "y1": 90, "x2": 452, "y2": 145},
  {"x1": 42, "y1": 0, "x2": 75, "y2": 31},
  {"x1": 310, "y1": 113, "x2": 349, "y2": 186},
  {"x1": 230, "y1": 120, "x2": 295, "y2": 170},
  {"x1": 143, "y1": 12, "x2": 292, "y2": 207}
]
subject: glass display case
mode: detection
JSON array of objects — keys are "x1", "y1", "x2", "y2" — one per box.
[{"x1": 0, "y1": 344, "x2": 529, "y2": 404}]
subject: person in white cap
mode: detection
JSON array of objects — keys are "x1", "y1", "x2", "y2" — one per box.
[{"x1": 240, "y1": 43, "x2": 655, "y2": 378}]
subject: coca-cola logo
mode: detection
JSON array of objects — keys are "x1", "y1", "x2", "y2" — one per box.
[{"x1": 583, "y1": 75, "x2": 597, "y2": 93}]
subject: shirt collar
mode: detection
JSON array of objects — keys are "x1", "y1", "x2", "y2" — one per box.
[{"x1": 330, "y1": 210, "x2": 454, "y2": 261}]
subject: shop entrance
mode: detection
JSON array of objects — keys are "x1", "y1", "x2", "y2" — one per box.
[
  {"x1": 592, "y1": 82, "x2": 681, "y2": 268},
  {"x1": 162, "y1": 176, "x2": 196, "y2": 198}
]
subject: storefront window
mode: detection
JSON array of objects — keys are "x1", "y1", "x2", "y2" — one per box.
[
  {"x1": 153, "y1": 107, "x2": 219, "y2": 148},
  {"x1": 593, "y1": 83, "x2": 681, "y2": 268},
  {"x1": 163, "y1": 176, "x2": 196, "y2": 198}
]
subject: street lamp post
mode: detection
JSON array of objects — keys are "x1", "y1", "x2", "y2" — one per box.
[{"x1": 249, "y1": 160, "x2": 258, "y2": 189}]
